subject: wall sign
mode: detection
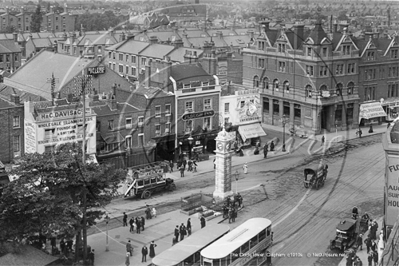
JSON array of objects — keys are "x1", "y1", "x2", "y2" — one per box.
[
  {"x1": 182, "y1": 110, "x2": 215, "y2": 120},
  {"x1": 87, "y1": 66, "x2": 105, "y2": 75},
  {"x1": 386, "y1": 155, "x2": 399, "y2": 227}
]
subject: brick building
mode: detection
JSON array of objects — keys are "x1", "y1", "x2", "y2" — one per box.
[
  {"x1": 0, "y1": 94, "x2": 24, "y2": 163},
  {"x1": 242, "y1": 21, "x2": 361, "y2": 135},
  {"x1": 41, "y1": 11, "x2": 77, "y2": 33},
  {"x1": 0, "y1": 37, "x2": 22, "y2": 73},
  {"x1": 168, "y1": 63, "x2": 221, "y2": 158}
]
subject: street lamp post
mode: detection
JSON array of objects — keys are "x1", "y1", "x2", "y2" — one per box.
[
  {"x1": 282, "y1": 114, "x2": 287, "y2": 152},
  {"x1": 105, "y1": 213, "x2": 110, "y2": 252},
  {"x1": 188, "y1": 135, "x2": 194, "y2": 160},
  {"x1": 234, "y1": 170, "x2": 239, "y2": 194}
]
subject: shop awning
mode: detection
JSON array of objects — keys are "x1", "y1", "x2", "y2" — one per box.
[
  {"x1": 359, "y1": 102, "x2": 387, "y2": 122},
  {"x1": 238, "y1": 123, "x2": 266, "y2": 142}
]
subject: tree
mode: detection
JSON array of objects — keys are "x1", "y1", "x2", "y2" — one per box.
[
  {"x1": 30, "y1": 4, "x2": 43, "y2": 33},
  {"x1": 0, "y1": 142, "x2": 126, "y2": 261}
]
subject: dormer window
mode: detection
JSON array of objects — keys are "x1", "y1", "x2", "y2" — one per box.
[
  {"x1": 367, "y1": 51, "x2": 375, "y2": 61},
  {"x1": 322, "y1": 47, "x2": 328, "y2": 57},
  {"x1": 258, "y1": 41, "x2": 265, "y2": 50},
  {"x1": 391, "y1": 49, "x2": 398, "y2": 59},
  {"x1": 278, "y1": 43, "x2": 285, "y2": 53},
  {"x1": 342, "y1": 45, "x2": 350, "y2": 55},
  {"x1": 307, "y1": 47, "x2": 312, "y2": 56}
]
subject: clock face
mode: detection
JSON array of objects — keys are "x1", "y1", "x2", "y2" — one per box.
[{"x1": 217, "y1": 142, "x2": 223, "y2": 151}]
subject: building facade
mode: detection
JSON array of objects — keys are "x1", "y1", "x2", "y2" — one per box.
[{"x1": 0, "y1": 94, "x2": 24, "y2": 163}]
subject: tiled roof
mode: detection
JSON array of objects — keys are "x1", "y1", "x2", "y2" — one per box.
[
  {"x1": 0, "y1": 39, "x2": 20, "y2": 53},
  {"x1": 139, "y1": 43, "x2": 175, "y2": 59},
  {"x1": 4, "y1": 50, "x2": 91, "y2": 100},
  {"x1": 30, "y1": 37, "x2": 53, "y2": 48},
  {"x1": 171, "y1": 64, "x2": 212, "y2": 83}
]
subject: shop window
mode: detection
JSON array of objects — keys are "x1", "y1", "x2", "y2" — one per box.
[
  {"x1": 283, "y1": 101, "x2": 290, "y2": 116},
  {"x1": 263, "y1": 99, "x2": 269, "y2": 114},
  {"x1": 294, "y1": 104, "x2": 301, "y2": 119},
  {"x1": 273, "y1": 100, "x2": 279, "y2": 115}
]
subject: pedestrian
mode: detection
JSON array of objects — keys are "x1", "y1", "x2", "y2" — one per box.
[
  {"x1": 237, "y1": 193, "x2": 242, "y2": 207},
  {"x1": 179, "y1": 165, "x2": 185, "y2": 177},
  {"x1": 200, "y1": 216, "x2": 206, "y2": 228},
  {"x1": 183, "y1": 159, "x2": 187, "y2": 170},
  {"x1": 263, "y1": 145, "x2": 268, "y2": 158},
  {"x1": 188, "y1": 159, "x2": 193, "y2": 171},
  {"x1": 180, "y1": 224, "x2": 186, "y2": 241},
  {"x1": 125, "y1": 252, "x2": 130, "y2": 266},
  {"x1": 354, "y1": 256, "x2": 362, "y2": 266},
  {"x1": 232, "y1": 207, "x2": 237, "y2": 222},
  {"x1": 213, "y1": 158, "x2": 216, "y2": 169},
  {"x1": 321, "y1": 136, "x2": 325, "y2": 146},
  {"x1": 141, "y1": 216, "x2": 145, "y2": 231},
  {"x1": 145, "y1": 206, "x2": 152, "y2": 220},
  {"x1": 169, "y1": 161, "x2": 174, "y2": 173},
  {"x1": 228, "y1": 208, "x2": 233, "y2": 223},
  {"x1": 187, "y1": 218, "x2": 192, "y2": 236},
  {"x1": 174, "y1": 225, "x2": 179, "y2": 242},
  {"x1": 88, "y1": 249, "x2": 95, "y2": 266},
  {"x1": 372, "y1": 250, "x2": 378, "y2": 266},
  {"x1": 243, "y1": 163, "x2": 248, "y2": 174},
  {"x1": 66, "y1": 239, "x2": 73, "y2": 251},
  {"x1": 126, "y1": 240, "x2": 133, "y2": 256},
  {"x1": 367, "y1": 252, "x2": 373, "y2": 266},
  {"x1": 152, "y1": 207, "x2": 157, "y2": 218},
  {"x1": 357, "y1": 234, "x2": 363, "y2": 251},
  {"x1": 371, "y1": 240, "x2": 377, "y2": 252},
  {"x1": 141, "y1": 245, "x2": 148, "y2": 262},
  {"x1": 136, "y1": 218, "x2": 141, "y2": 234},
  {"x1": 149, "y1": 241, "x2": 157, "y2": 258},
  {"x1": 192, "y1": 160, "x2": 197, "y2": 173},
  {"x1": 364, "y1": 237, "x2": 372, "y2": 253},
  {"x1": 129, "y1": 218, "x2": 134, "y2": 233},
  {"x1": 172, "y1": 236, "x2": 177, "y2": 246},
  {"x1": 123, "y1": 212, "x2": 128, "y2": 227},
  {"x1": 270, "y1": 141, "x2": 275, "y2": 151},
  {"x1": 357, "y1": 128, "x2": 362, "y2": 138}
]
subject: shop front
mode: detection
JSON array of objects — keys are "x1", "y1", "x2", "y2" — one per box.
[
  {"x1": 177, "y1": 129, "x2": 219, "y2": 161},
  {"x1": 381, "y1": 98, "x2": 399, "y2": 122},
  {"x1": 359, "y1": 101, "x2": 388, "y2": 126}
]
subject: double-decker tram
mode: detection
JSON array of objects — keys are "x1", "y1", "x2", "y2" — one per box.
[
  {"x1": 200, "y1": 218, "x2": 272, "y2": 266},
  {"x1": 151, "y1": 224, "x2": 230, "y2": 266}
]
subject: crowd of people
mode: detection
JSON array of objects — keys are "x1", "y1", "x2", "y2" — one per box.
[{"x1": 222, "y1": 193, "x2": 243, "y2": 223}]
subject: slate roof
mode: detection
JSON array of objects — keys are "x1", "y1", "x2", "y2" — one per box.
[
  {"x1": 308, "y1": 22, "x2": 327, "y2": 44},
  {"x1": 106, "y1": 40, "x2": 150, "y2": 54},
  {"x1": 265, "y1": 30, "x2": 279, "y2": 46},
  {"x1": 76, "y1": 33, "x2": 118, "y2": 46},
  {"x1": 167, "y1": 47, "x2": 203, "y2": 62},
  {"x1": 134, "y1": 85, "x2": 172, "y2": 99},
  {"x1": 185, "y1": 36, "x2": 227, "y2": 48},
  {"x1": 139, "y1": 43, "x2": 175, "y2": 59},
  {"x1": 29, "y1": 37, "x2": 53, "y2": 49},
  {"x1": 4, "y1": 50, "x2": 91, "y2": 100},
  {"x1": 0, "y1": 85, "x2": 45, "y2": 102},
  {"x1": 223, "y1": 35, "x2": 251, "y2": 47},
  {"x1": 0, "y1": 39, "x2": 21, "y2": 53},
  {"x1": 0, "y1": 96, "x2": 17, "y2": 109},
  {"x1": 171, "y1": 64, "x2": 212, "y2": 84}
]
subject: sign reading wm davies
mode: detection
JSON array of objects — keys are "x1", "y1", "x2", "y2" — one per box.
[{"x1": 182, "y1": 110, "x2": 215, "y2": 121}]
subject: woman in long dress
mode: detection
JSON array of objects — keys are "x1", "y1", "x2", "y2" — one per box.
[
  {"x1": 243, "y1": 163, "x2": 248, "y2": 174},
  {"x1": 149, "y1": 241, "x2": 157, "y2": 258}
]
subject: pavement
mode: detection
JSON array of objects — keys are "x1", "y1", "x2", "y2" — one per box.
[
  {"x1": 338, "y1": 217, "x2": 384, "y2": 266},
  {"x1": 87, "y1": 122, "x2": 389, "y2": 266}
]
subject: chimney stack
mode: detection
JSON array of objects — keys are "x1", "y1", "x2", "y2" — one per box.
[
  {"x1": 149, "y1": 36, "x2": 158, "y2": 44},
  {"x1": 293, "y1": 23, "x2": 304, "y2": 49},
  {"x1": 13, "y1": 32, "x2": 18, "y2": 42},
  {"x1": 259, "y1": 20, "x2": 270, "y2": 34}
]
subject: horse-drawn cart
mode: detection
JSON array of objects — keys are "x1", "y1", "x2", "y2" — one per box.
[{"x1": 304, "y1": 164, "x2": 328, "y2": 189}]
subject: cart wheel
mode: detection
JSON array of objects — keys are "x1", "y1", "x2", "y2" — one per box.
[{"x1": 141, "y1": 190, "x2": 151, "y2": 199}]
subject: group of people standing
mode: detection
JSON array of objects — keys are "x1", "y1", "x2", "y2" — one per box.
[
  {"x1": 173, "y1": 218, "x2": 194, "y2": 245},
  {"x1": 262, "y1": 141, "x2": 275, "y2": 158},
  {"x1": 125, "y1": 240, "x2": 157, "y2": 265},
  {"x1": 173, "y1": 158, "x2": 198, "y2": 177},
  {"x1": 222, "y1": 194, "x2": 242, "y2": 223}
]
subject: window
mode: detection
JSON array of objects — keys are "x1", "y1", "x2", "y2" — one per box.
[
  {"x1": 347, "y1": 63, "x2": 355, "y2": 74},
  {"x1": 294, "y1": 104, "x2": 301, "y2": 119},
  {"x1": 335, "y1": 64, "x2": 344, "y2": 75},
  {"x1": 319, "y1": 66, "x2": 328, "y2": 77},
  {"x1": 306, "y1": 65, "x2": 314, "y2": 76},
  {"x1": 322, "y1": 47, "x2": 328, "y2": 57},
  {"x1": 138, "y1": 134, "x2": 144, "y2": 145},
  {"x1": 365, "y1": 86, "x2": 376, "y2": 101},
  {"x1": 262, "y1": 77, "x2": 269, "y2": 89},
  {"x1": 336, "y1": 83, "x2": 343, "y2": 96},
  {"x1": 108, "y1": 120, "x2": 114, "y2": 130},
  {"x1": 367, "y1": 51, "x2": 375, "y2": 61},
  {"x1": 108, "y1": 51, "x2": 112, "y2": 58},
  {"x1": 13, "y1": 135, "x2": 20, "y2": 152},
  {"x1": 263, "y1": 99, "x2": 269, "y2": 114},
  {"x1": 204, "y1": 117, "x2": 211, "y2": 130},
  {"x1": 305, "y1": 85, "x2": 313, "y2": 98},
  {"x1": 155, "y1": 124, "x2": 161, "y2": 135},
  {"x1": 258, "y1": 58, "x2": 265, "y2": 68},
  {"x1": 347, "y1": 82, "x2": 354, "y2": 95},
  {"x1": 125, "y1": 65, "x2": 129, "y2": 73},
  {"x1": 131, "y1": 67, "x2": 136, "y2": 76},
  {"x1": 365, "y1": 69, "x2": 376, "y2": 80},
  {"x1": 273, "y1": 79, "x2": 279, "y2": 90},
  {"x1": 6, "y1": 55, "x2": 9, "y2": 62},
  {"x1": 155, "y1": 105, "x2": 161, "y2": 117},
  {"x1": 253, "y1": 76, "x2": 259, "y2": 88},
  {"x1": 131, "y1": 55, "x2": 136, "y2": 63},
  {"x1": 44, "y1": 145, "x2": 55, "y2": 153},
  {"x1": 307, "y1": 47, "x2": 312, "y2": 56},
  {"x1": 258, "y1": 41, "x2": 265, "y2": 50},
  {"x1": 342, "y1": 45, "x2": 350, "y2": 55},
  {"x1": 278, "y1": 43, "x2": 286, "y2": 53},
  {"x1": 224, "y1": 103, "x2": 229, "y2": 113},
  {"x1": 346, "y1": 103, "x2": 354, "y2": 123},
  {"x1": 283, "y1": 101, "x2": 290, "y2": 116},
  {"x1": 204, "y1": 99, "x2": 212, "y2": 110},
  {"x1": 165, "y1": 123, "x2": 171, "y2": 133},
  {"x1": 141, "y1": 57, "x2": 147, "y2": 65},
  {"x1": 126, "y1": 117, "x2": 132, "y2": 129},
  {"x1": 44, "y1": 128, "x2": 55, "y2": 139},
  {"x1": 125, "y1": 54, "x2": 129, "y2": 62},
  {"x1": 119, "y1": 53, "x2": 123, "y2": 60},
  {"x1": 165, "y1": 104, "x2": 171, "y2": 115},
  {"x1": 119, "y1": 64, "x2": 123, "y2": 73},
  {"x1": 335, "y1": 105, "x2": 342, "y2": 123},
  {"x1": 278, "y1": 61, "x2": 286, "y2": 72},
  {"x1": 202, "y1": 81, "x2": 209, "y2": 87},
  {"x1": 13, "y1": 116, "x2": 20, "y2": 128},
  {"x1": 113, "y1": 52, "x2": 115, "y2": 59},
  {"x1": 138, "y1": 116, "x2": 144, "y2": 126},
  {"x1": 283, "y1": 81, "x2": 290, "y2": 92},
  {"x1": 185, "y1": 101, "x2": 193, "y2": 112},
  {"x1": 391, "y1": 49, "x2": 398, "y2": 59},
  {"x1": 14, "y1": 54, "x2": 18, "y2": 61},
  {"x1": 112, "y1": 63, "x2": 116, "y2": 70},
  {"x1": 125, "y1": 136, "x2": 132, "y2": 149},
  {"x1": 273, "y1": 100, "x2": 279, "y2": 115}
]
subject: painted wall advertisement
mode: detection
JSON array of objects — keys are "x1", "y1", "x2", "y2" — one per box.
[
  {"x1": 236, "y1": 90, "x2": 261, "y2": 125},
  {"x1": 24, "y1": 121, "x2": 37, "y2": 154},
  {"x1": 385, "y1": 154, "x2": 399, "y2": 226}
]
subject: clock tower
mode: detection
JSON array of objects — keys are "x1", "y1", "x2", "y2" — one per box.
[{"x1": 213, "y1": 127, "x2": 233, "y2": 202}]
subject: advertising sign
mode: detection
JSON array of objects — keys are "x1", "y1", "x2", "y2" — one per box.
[
  {"x1": 385, "y1": 155, "x2": 399, "y2": 226},
  {"x1": 237, "y1": 93, "x2": 261, "y2": 124},
  {"x1": 359, "y1": 102, "x2": 387, "y2": 122},
  {"x1": 87, "y1": 66, "x2": 105, "y2": 75},
  {"x1": 182, "y1": 110, "x2": 214, "y2": 120},
  {"x1": 24, "y1": 121, "x2": 37, "y2": 153}
]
